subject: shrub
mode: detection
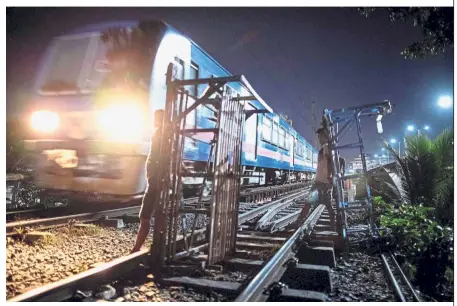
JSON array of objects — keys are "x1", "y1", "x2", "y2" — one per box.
[{"x1": 376, "y1": 200, "x2": 453, "y2": 297}]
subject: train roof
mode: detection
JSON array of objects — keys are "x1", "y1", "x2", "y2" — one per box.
[{"x1": 63, "y1": 20, "x2": 232, "y2": 77}]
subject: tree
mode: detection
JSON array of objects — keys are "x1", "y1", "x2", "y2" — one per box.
[
  {"x1": 359, "y1": 7, "x2": 454, "y2": 59},
  {"x1": 383, "y1": 127, "x2": 454, "y2": 225}
]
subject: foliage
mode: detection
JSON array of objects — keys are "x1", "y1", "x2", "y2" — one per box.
[
  {"x1": 383, "y1": 127, "x2": 454, "y2": 226},
  {"x1": 372, "y1": 196, "x2": 393, "y2": 223},
  {"x1": 375, "y1": 200, "x2": 454, "y2": 297},
  {"x1": 358, "y1": 7, "x2": 454, "y2": 59}
]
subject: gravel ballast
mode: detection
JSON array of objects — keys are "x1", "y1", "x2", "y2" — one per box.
[{"x1": 6, "y1": 223, "x2": 148, "y2": 299}]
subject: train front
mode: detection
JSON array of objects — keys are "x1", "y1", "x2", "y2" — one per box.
[{"x1": 23, "y1": 22, "x2": 167, "y2": 201}]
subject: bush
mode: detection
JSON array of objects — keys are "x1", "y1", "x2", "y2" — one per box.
[
  {"x1": 375, "y1": 199, "x2": 454, "y2": 298},
  {"x1": 382, "y1": 127, "x2": 454, "y2": 226}
]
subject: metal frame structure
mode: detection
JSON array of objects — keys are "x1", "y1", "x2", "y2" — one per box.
[
  {"x1": 322, "y1": 101, "x2": 392, "y2": 245},
  {"x1": 151, "y1": 64, "x2": 270, "y2": 266}
]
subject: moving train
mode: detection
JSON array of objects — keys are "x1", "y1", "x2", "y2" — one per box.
[{"x1": 23, "y1": 20, "x2": 318, "y2": 202}]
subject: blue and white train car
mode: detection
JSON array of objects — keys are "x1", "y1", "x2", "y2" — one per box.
[{"x1": 23, "y1": 20, "x2": 317, "y2": 201}]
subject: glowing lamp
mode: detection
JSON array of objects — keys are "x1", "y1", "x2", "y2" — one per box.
[
  {"x1": 98, "y1": 103, "x2": 146, "y2": 142},
  {"x1": 31, "y1": 111, "x2": 59, "y2": 133},
  {"x1": 438, "y1": 96, "x2": 452, "y2": 109}
]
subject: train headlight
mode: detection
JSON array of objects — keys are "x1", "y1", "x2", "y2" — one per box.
[
  {"x1": 98, "y1": 104, "x2": 146, "y2": 142},
  {"x1": 31, "y1": 111, "x2": 60, "y2": 133}
]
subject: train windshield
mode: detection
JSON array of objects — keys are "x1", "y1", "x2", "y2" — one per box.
[
  {"x1": 39, "y1": 34, "x2": 112, "y2": 94},
  {"x1": 39, "y1": 23, "x2": 165, "y2": 95}
]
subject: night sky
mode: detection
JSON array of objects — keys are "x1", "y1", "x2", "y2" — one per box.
[{"x1": 6, "y1": 7, "x2": 454, "y2": 159}]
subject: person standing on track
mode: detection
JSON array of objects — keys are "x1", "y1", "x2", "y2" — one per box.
[
  {"x1": 290, "y1": 125, "x2": 335, "y2": 229},
  {"x1": 131, "y1": 110, "x2": 165, "y2": 254},
  {"x1": 314, "y1": 126, "x2": 335, "y2": 228},
  {"x1": 131, "y1": 110, "x2": 193, "y2": 253}
]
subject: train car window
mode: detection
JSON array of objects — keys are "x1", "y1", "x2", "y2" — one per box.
[
  {"x1": 279, "y1": 127, "x2": 286, "y2": 149},
  {"x1": 40, "y1": 36, "x2": 93, "y2": 92},
  {"x1": 189, "y1": 62, "x2": 199, "y2": 97},
  {"x1": 272, "y1": 123, "x2": 279, "y2": 145},
  {"x1": 306, "y1": 146, "x2": 312, "y2": 160},
  {"x1": 262, "y1": 116, "x2": 272, "y2": 142},
  {"x1": 296, "y1": 140, "x2": 304, "y2": 157}
]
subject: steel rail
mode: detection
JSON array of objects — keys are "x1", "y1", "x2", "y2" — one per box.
[
  {"x1": 6, "y1": 206, "x2": 141, "y2": 234},
  {"x1": 235, "y1": 204, "x2": 325, "y2": 302},
  {"x1": 381, "y1": 254, "x2": 406, "y2": 302},
  {"x1": 237, "y1": 189, "x2": 308, "y2": 225},
  {"x1": 7, "y1": 250, "x2": 149, "y2": 302},
  {"x1": 389, "y1": 253, "x2": 421, "y2": 302},
  {"x1": 270, "y1": 210, "x2": 301, "y2": 232},
  {"x1": 7, "y1": 186, "x2": 308, "y2": 235},
  {"x1": 255, "y1": 186, "x2": 310, "y2": 230}
]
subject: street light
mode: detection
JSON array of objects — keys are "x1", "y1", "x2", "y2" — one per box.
[
  {"x1": 438, "y1": 95, "x2": 453, "y2": 109},
  {"x1": 424, "y1": 125, "x2": 430, "y2": 131},
  {"x1": 407, "y1": 125, "x2": 415, "y2": 132}
]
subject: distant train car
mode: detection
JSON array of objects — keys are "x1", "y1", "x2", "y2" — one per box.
[{"x1": 23, "y1": 20, "x2": 317, "y2": 201}]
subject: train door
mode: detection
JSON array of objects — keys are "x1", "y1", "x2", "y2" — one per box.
[{"x1": 243, "y1": 104, "x2": 257, "y2": 162}]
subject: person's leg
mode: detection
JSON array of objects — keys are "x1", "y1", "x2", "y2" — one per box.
[
  {"x1": 288, "y1": 183, "x2": 317, "y2": 229},
  {"x1": 131, "y1": 217, "x2": 151, "y2": 253},
  {"x1": 324, "y1": 184, "x2": 336, "y2": 228},
  {"x1": 317, "y1": 182, "x2": 334, "y2": 228},
  {"x1": 131, "y1": 177, "x2": 156, "y2": 253}
]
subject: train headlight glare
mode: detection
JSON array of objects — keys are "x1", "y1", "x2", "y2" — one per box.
[
  {"x1": 31, "y1": 111, "x2": 60, "y2": 133},
  {"x1": 98, "y1": 104, "x2": 146, "y2": 142}
]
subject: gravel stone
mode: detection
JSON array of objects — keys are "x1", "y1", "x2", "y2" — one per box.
[
  {"x1": 330, "y1": 251, "x2": 396, "y2": 302},
  {"x1": 6, "y1": 223, "x2": 150, "y2": 299}
]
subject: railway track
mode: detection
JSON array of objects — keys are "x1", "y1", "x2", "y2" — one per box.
[
  {"x1": 8, "y1": 200, "x2": 329, "y2": 302},
  {"x1": 381, "y1": 253, "x2": 421, "y2": 302},
  {"x1": 7, "y1": 190, "x2": 419, "y2": 302},
  {"x1": 7, "y1": 182, "x2": 310, "y2": 236}
]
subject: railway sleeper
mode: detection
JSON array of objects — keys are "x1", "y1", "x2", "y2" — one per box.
[
  {"x1": 223, "y1": 258, "x2": 332, "y2": 293},
  {"x1": 295, "y1": 245, "x2": 336, "y2": 268}
]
